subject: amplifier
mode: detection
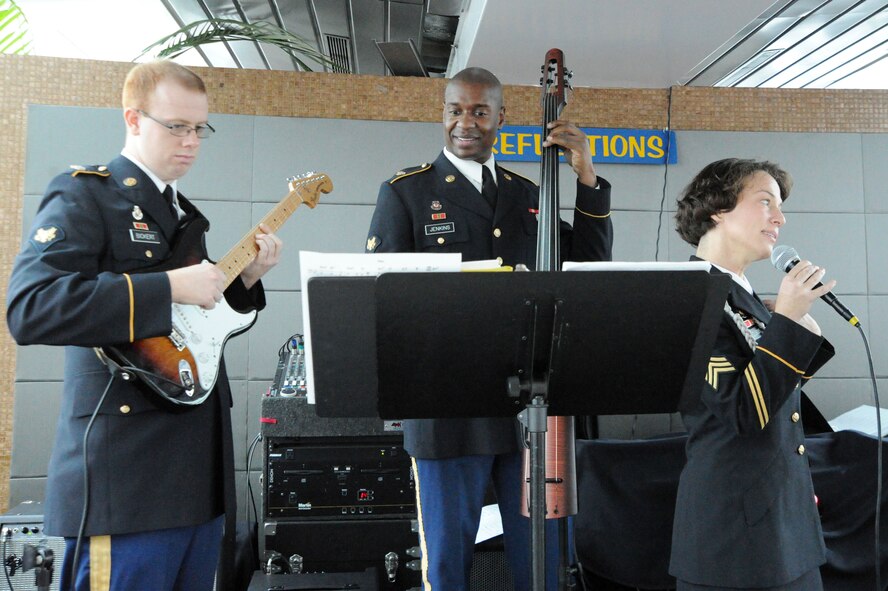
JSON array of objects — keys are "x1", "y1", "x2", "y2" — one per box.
[
  {"x1": 0, "y1": 501, "x2": 64, "y2": 591},
  {"x1": 261, "y1": 518, "x2": 420, "y2": 590},
  {"x1": 265, "y1": 437, "x2": 415, "y2": 519}
]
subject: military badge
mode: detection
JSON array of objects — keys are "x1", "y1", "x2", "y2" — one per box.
[
  {"x1": 130, "y1": 229, "x2": 161, "y2": 244},
  {"x1": 123, "y1": 177, "x2": 138, "y2": 187},
  {"x1": 445, "y1": 175, "x2": 456, "y2": 183},
  {"x1": 133, "y1": 222, "x2": 149, "y2": 230},
  {"x1": 431, "y1": 213, "x2": 446, "y2": 220},
  {"x1": 431, "y1": 201, "x2": 442, "y2": 211},
  {"x1": 366, "y1": 235, "x2": 380, "y2": 252},
  {"x1": 424, "y1": 222, "x2": 454, "y2": 236},
  {"x1": 29, "y1": 225, "x2": 64, "y2": 252},
  {"x1": 132, "y1": 205, "x2": 144, "y2": 220}
]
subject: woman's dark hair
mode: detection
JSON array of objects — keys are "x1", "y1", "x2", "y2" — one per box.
[{"x1": 675, "y1": 158, "x2": 792, "y2": 246}]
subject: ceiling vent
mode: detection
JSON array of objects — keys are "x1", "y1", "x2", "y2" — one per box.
[{"x1": 326, "y1": 34, "x2": 352, "y2": 74}]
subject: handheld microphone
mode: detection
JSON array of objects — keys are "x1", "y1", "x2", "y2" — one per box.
[{"x1": 770, "y1": 245, "x2": 859, "y2": 327}]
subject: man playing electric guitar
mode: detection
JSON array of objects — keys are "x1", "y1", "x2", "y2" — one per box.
[{"x1": 6, "y1": 60, "x2": 282, "y2": 591}]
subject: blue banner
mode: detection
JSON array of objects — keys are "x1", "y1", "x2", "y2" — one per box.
[{"x1": 493, "y1": 126, "x2": 677, "y2": 165}]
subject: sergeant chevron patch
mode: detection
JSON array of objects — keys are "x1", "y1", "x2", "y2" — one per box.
[{"x1": 706, "y1": 356, "x2": 735, "y2": 390}]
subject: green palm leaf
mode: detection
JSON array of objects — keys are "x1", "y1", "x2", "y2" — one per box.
[
  {"x1": 138, "y1": 18, "x2": 334, "y2": 71},
  {"x1": 0, "y1": 0, "x2": 32, "y2": 55}
]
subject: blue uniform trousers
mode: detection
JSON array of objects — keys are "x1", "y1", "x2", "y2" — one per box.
[
  {"x1": 413, "y1": 451, "x2": 567, "y2": 591},
  {"x1": 60, "y1": 515, "x2": 223, "y2": 591}
]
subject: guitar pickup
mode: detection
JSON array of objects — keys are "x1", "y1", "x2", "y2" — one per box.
[{"x1": 168, "y1": 328, "x2": 186, "y2": 351}]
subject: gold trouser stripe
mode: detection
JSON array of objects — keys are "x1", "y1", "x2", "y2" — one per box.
[
  {"x1": 411, "y1": 457, "x2": 432, "y2": 591},
  {"x1": 89, "y1": 535, "x2": 112, "y2": 591},
  {"x1": 123, "y1": 273, "x2": 135, "y2": 342},
  {"x1": 756, "y1": 346, "x2": 805, "y2": 375},
  {"x1": 575, "y1": 206, "x2": 611, "y2": 219},
  {"x1": 744, "y1": 365, "x2": 769, "y2": 428}
]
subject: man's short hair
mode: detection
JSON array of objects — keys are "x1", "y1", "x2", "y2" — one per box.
[
  {"x1": 447, "y1": 67, "x2": 503, "y2": 108},
  {"x1": 122, "y1": 60, "x2": 206, "y2": 111},
  {"x1": 675, "y1": 158, "x2": 792, "y2": 246}
]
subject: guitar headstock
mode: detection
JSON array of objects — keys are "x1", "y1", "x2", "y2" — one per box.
[
  {"x1": 286, "y1": 172, "x2": 333, "y2": 209},
  {"x1": 540, "y1": 48, "x2": 572, "y2": 116}
]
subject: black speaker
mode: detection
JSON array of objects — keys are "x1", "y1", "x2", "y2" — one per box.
[{"x1": 0, "y1": 501, "x2": 64, "y2": 591}]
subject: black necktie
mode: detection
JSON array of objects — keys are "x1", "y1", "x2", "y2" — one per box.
[
  {"x1": 481, "y1": 166, "x2": 498, "y2": 211},
  {"x1": 162, "y1": 185, "x2": 177, "y2": 217}
]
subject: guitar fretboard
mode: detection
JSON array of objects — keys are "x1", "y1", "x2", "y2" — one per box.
[{"x1": 215, "y1": 173, "x2": 332, "y2": 287}]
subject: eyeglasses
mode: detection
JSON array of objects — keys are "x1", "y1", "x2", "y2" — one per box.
[{"x1": 139, "y1": 110, "x2": 215, "y2": 139}]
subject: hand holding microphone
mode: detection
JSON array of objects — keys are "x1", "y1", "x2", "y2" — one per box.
[{"x1": 771, "y1": 245, "x2": 860, "y2": 327}]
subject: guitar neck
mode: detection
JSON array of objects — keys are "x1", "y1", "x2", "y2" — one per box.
[{"x1": 215, "y1": 174, "x2": 329, "y2": 287}]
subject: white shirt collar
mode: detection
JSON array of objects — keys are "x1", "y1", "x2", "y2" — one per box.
[
  {"x1": 120, "y1": 150, "x2": 180, "y2": 214},
  {"x1": 120, "y1": 148, "x2": 179, "y2": 198},
  {"x1": 711, "y1": 262, "x2": 754, "y2": 294},
  {"x1": 442, "y1": 148, "x2": 496, "y2": 193}
]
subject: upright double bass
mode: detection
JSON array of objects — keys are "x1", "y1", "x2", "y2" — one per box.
[{"x1": 519, "y1": 48, "x2": 578, "y2": 588}]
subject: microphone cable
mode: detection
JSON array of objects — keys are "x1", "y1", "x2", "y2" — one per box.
[
  {"x1": 653, "y1": 85, "x2": 674, "y2": 263},
  {"x1": 854, "y1": 323, "x2": 883, "y2": 591},
  {"x1": 70, "y1": 372, "x2": 117, "y2": 588}
]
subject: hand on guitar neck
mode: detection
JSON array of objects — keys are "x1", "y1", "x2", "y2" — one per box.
[
  {"x1": 239, "y1": 222, "x2": 283, "y2": 289},
  {"x1": 166, "y1": 222, "x2": 283, "y2": 309}
]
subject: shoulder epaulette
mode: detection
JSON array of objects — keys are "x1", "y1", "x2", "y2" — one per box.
[
  {"x1": 498, "y1": 165, "x2": 538, "y2": 187},
  {"x1": 388, "y1": 162, "x2": 432, "y2": 184},
  {"x1": 69, "y1": 164, "x2": 111, "y2": 178}
]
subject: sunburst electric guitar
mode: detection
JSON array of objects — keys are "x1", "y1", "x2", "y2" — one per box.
[{"x1": 97, "y1": 172, "x2": 333, "y2": 408}]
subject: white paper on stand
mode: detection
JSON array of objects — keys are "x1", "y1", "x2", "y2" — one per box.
[
  {"x1": 828, "y1": 404, "x2": 888, "y2": 437},
  {"x1": 563, "y1": 260, "x2": 712, "y2": 272},
  {"x1": 299, "y1": 251, "x2": 462, "y2": 403}
]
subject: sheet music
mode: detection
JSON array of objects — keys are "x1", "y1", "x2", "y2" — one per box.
[
  {"x1": 299, "y1": 251, "x2": 462, "y2": 403},
  {"x1": 563, "y1": 260, "x2": 712, "y2": 272}
]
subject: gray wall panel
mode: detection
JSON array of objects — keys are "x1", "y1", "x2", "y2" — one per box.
[
  {"x1": 673, "y1": 132, "x2": 864, "y2": 214},
  {"x1": 258, "y1": 203, "x2": 377, "y2": 291},
  {"x1": 804, "y1": 377, "x2": 882, "y2": 422},
  {"x1": 593, "y1": 162, "x2": 671, "y2": 212},
  {"x1": 862, "y1": 134, "x2": 888, "y2": 214},
  {"x1": 610, "y1": 210, "x2": 664, "y2": 261},
  {"x1": 10, "y1": 382, "x2": 61, "y2": 478},
  {"x1": 24, "y1": 105, "x2": 121, "y2": 195},
  {"x1": 183, "y1": 113, "x2": 254, "y2": 201},
  {"x1": 868, "y1": 296, "x2": 888, "y2": 376},
  {"x1": 248, "y1": 291, "x2": 303, "y2": 381},
  {"x1": 866, "y1": 214, "x2": 888, "y2": 294},
  {"x1": 807, "y1": 295, "x2": 868, "y2": 378},
  {"x1": 251, "y1": 117, "x2": 441, "y2": 205},
  {"x1": 230, "y1": 379, "x2": 249, "y2": 472},
  {"x1": 14, "y1": 346, "x2": 64, "y2": 381},
  {"x1": 8, "y1": 478, "x2": 47, "y2": 508}
]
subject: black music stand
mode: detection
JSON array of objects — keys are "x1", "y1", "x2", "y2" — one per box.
[
  {"x1": 307, "y1": 276, "x2": 379, "y2": 418},
  {"x1": 373, "y1": 269, "x2": 731, "y2": 591}
]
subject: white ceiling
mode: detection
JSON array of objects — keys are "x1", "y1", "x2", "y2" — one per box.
[{"x1": 13, "y1": 0, "x2": 888, "y2": 90}]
